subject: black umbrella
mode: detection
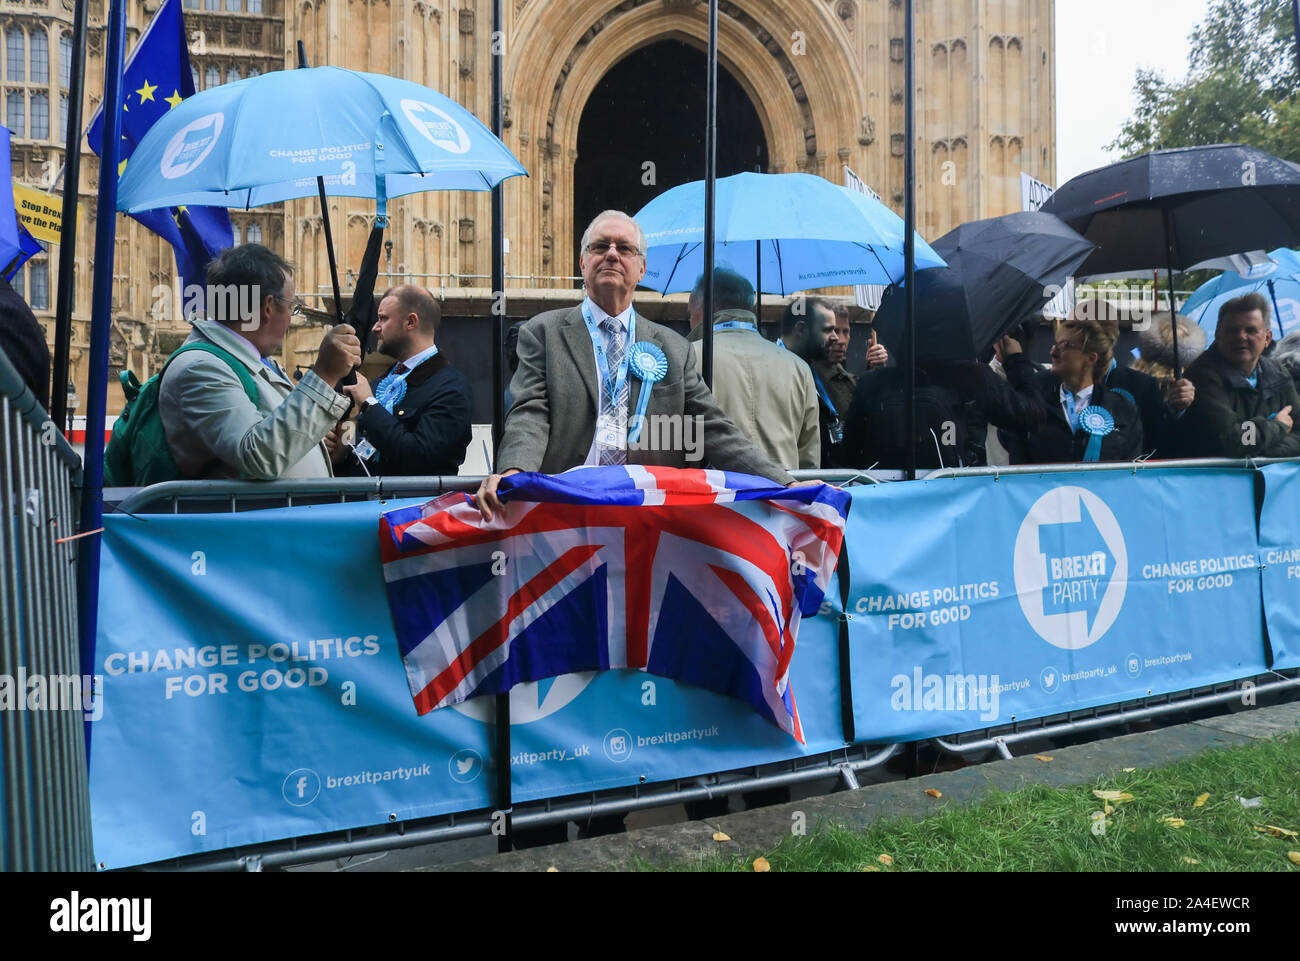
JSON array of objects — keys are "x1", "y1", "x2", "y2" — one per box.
[
  {"x1": 1040, "y1": 144, "x2": 1300, "y2": 375},
  {"x1": 872, "y1": 211, "x2": 1095, "y2": 364}
]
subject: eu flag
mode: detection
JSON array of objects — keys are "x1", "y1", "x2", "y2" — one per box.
[{"x1": 86, "y1": 0, "x2": 232, "y2": 293}]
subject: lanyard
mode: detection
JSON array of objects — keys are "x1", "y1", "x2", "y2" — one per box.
[
  {"x1": 1060, "y1": 385, "x2": 1089, "y2": 432},
  {"x1": 809, "y1": 366, "x2": 839, "y2": 419},
  {"x1": 714, "y1": 319, "x2": 758, "y2": 333},
  {"x1": 581, "y1": 301, "x2": 635, "y2": 406}
]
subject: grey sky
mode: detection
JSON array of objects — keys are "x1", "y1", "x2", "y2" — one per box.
[{"x1": 1055, "y1": 0, "x2": 1213, "y2": 185}]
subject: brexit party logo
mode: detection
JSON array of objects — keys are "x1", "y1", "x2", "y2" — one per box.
[
  {"x1": 451, "y1": 673, "x2": 594, "y2": 725},
  {"x1": 400, "y1": 98, "x2": 471, "y2": 153},
  {"x1": 1012, "y1": 486, "x2": 1128, "y2": 650},
  {"x1": 160, "y1": 113, "x2": 224, "y2": 179}
]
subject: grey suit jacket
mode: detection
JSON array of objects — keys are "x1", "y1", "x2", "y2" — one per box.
[{"x1": 495, "y1": 305, "x2": 794, "y2": 484}]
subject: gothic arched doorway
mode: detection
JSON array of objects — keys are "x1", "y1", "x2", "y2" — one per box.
[{"x1": 572, "y1": 39, "x2": 769, "y2": 272}]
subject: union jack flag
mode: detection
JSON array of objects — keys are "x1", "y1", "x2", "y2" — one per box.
[{"x1": 378, "y1": 466, "x2": 849, "y2": 742}]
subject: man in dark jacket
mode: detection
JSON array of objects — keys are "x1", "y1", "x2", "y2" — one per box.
[
  {"x1": 1183, "y1": 292, "x2": 1300, "y2": 459},
  {"x1": 0, "y1": 276, "x2": 50, "y2": 410},
  {"x1": 339, "y1": 285, "x2": 472, "y2": 475}
]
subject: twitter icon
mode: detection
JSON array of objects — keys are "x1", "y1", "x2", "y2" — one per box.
[{"x1": 449, "y1": 749, "x2": 482, "y2": 783}]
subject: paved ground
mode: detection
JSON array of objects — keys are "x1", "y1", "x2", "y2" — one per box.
[{"x1": 390, "y1": 701, "x2": 1299, "y2": 872}]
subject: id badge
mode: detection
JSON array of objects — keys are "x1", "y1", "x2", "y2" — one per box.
[
  {"x1": 595, "y1": 408, "x2": 627, "y2": 452},
  {"x1": 828, "y1": 418, "x2": 845, "y2": 445},
  {"x1": 353, "y1": 438, "x2": 377, "y2": 461}
]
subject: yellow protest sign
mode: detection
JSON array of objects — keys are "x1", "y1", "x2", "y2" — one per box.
[{"x1": 12, "y1": 184, "x2": 78, "y2": 244}]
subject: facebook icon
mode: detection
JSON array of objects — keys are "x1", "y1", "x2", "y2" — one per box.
[{"x1": 282, "y1": 769, "x2": 321, "y2": 806}]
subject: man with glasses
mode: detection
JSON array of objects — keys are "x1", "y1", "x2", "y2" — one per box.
[
  {"x1": 160, "y1": 242, "x2": 359, "y2": 479},
  {"x1": 476, "y1": 210, "x2": 799, "y2": 519}
]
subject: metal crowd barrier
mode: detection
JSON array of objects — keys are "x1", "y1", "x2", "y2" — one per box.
[
  {"x1": 0, "y1": 349, "x2": 93, "y2": 871},
  {"x1": 98, "y1": 456, "x2": 1300, "y2": 871}
]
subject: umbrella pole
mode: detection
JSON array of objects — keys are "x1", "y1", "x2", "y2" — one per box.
[
  {"x1": 1267, "y1": 279, "x2": 1285, "y2": 339},
  {"x1": 754, "y1": 240, "x2": 761, "y2": 324},
  {"x1": 490, "y1": 0, "x2": 512, "y2": 854},
  {"x1": 50, "y1": 0, "x2": 89, "y2": 434},
  {"x1": 1162, "y1": 211, "x2": 1182, "y2": 379},
  {"x1": 702, "y1": 0, "x2": 718, "y2": 389},
  {"x1": 296, "y1": 41, "x2": 344, "y2": 325},
  {"x1": 903, "y1": 0, "x2": 917, "y2": 480}
]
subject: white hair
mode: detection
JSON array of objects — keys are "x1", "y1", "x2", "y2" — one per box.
[{"x1": 579, "y1": 210, "x2": 646, "y2": 258}]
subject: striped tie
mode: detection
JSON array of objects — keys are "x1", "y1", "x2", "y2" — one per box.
[{"x1": 599, "y1": 316, "x2": 628, "y2": 465}]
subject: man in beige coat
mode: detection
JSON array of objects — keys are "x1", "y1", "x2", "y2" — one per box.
[
  {"x1": 160, "y1": 244, "x2": 359, "y2": 480},
  {"x1": 688, "y1": 268, "x2": 820, "y2": 469}
]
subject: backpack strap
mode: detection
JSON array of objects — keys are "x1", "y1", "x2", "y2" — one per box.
[{"x1": 164, "y1": 342, "x2": 262, "y2": 407}]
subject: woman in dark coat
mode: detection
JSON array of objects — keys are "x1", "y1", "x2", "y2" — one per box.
[{"x1": 998, "y1": 316, "x2": 1142, "y2": 464}]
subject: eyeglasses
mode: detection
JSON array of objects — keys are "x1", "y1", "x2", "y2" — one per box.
[
  {"x1": 586, "y1": 240, "x2": 642, "y2": 258},
  {"x1": 1050, "y1": 339, "x2": 1082, "y2": 354},
  {"x1": 272, "y1": 294, "x2": 307, "y2": 316}
]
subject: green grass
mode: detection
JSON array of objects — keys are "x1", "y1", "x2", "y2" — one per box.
[{"x1": 650, "y1": 733, "x2": 1300, "y2": 872}]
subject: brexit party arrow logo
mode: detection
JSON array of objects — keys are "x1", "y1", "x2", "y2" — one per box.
[
  {"x1": 1013, "y1": 486, "x2": 1128, "y2": 650},
  {"x1": 1038, "y1": 509, "x2": 1113, "y2": 633}
]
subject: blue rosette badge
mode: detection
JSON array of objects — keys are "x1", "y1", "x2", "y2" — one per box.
[
  {"x1": 627, "y1": 341, "x2": 667, "y2": 444},
  {"x1": 1079, "y1": 405, "x2": 1115, "y2": 462}
]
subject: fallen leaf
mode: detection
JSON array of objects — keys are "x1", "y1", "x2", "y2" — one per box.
[
  {"x1": 1237, "y1": 796, "x2": 1263, "y2": 808},
  {"x1": 752, "y1": 857, "x2": 771, "y2": 873},
  {"x1": 1163, "y1": 817, "x2": 1186, "y2": 829},
  {"x1": 1288, "y1": 852, "x2": 1300, "y2": 866},
  {"x1": 878, "y1": 854, "x2": 894, "y2": 865},
  {"x1": 861, "y1": 866, "x2": 881, "y2": 872},
  {"x1": 1034, "y1": 755, "x2": 1054, "y2": 762},
  {"x1": 1183, "y1": 857, "x2": 1200, "y2": 865},
  {"x1": 1123, "y1": 767, "x2": 1136, "y2": 773},
  {"x1": 712, "y1": 832, "x2": 731, "y2": 843},
  {"x1": 1194, "y1": 793, "x2": 1209, "y2": 808},
  {"x1": 1255, "y1": 825, "x2": 1299, "y2": 839},
  {"x1": 546, "y1": 867, "x2": 558, "y2": 872},
  {"x1": 1093, "y1": 790, "x2": 1134, "y2": 803},
  {"x1": 924, "y1": 788, "x2": 942, "y2": 798}
]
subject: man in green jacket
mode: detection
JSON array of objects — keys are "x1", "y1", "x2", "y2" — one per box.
[{"x1": 1184, "y1": 292, "x2": 1300, "y2": 459}]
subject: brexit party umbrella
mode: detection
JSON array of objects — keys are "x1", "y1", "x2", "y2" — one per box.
[
  {"x1": 633, "y1": 171, "x2": 946, "y2": 296},
  {"x1": 116, "y1": 65, "x2": 527, "y2": 323},
  {"x1": 871, "y1": 211, "x2": 1095, "y2": 364},
  {"x1": 1181, "y1": 247, "x2": 1300, "y2": 340},
  {"x1": 1040, "y1": 144, "x2": 1300, "y2": 375}
]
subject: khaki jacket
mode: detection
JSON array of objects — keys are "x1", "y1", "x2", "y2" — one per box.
[
  {"x1": 159, "y1": 320, "x2": 349, "y2": 480},
  {"x1": 691, "y1": 310, "x2": 820, "y2": 470}
]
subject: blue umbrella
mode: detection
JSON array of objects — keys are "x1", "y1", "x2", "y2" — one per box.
[
  {"x1": 1182, "y1": 247, "x2": 1300, "y2": 339},
  {"x1": 0, "y1": 125, "x2": 44, "y2": 278},
  {"x1": 633, "y1": 172, "x2": 946, "y2": 295},
  {"x1": 116, "y1": 66, "x2": 526, "y2": 213}
]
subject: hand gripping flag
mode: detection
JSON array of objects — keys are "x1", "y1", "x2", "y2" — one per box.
[
  {"x1": 379, "y1": 466, "x2": 850, "y2": 742},
  {"x1": 86, "y1": 0, "x2": 233, "y2": 292}
]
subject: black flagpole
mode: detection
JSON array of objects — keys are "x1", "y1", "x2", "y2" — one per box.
[
  {"x1": 903, "y1": 0, "x2": 916, "y2": 481},
  {"x1": 296, "y1": 42, "x2": 343, "y2": 324},
  {"x1": 702, "y1": 0, "x2": 718, "y2": 388},
  {"x1": 490, "y1": 0, "x2": 512, "y2": 853},
  {"x1": 50, "y1": 0, "x2": 89, "y2": 432}
]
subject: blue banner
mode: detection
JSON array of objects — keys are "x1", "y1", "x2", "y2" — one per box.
[
  {"x1": 1260, "y1": 463, "x2": 1300, "y2": 670},
  {"x1": 90, "y1": 467, "x2": 1291, "y2": 867},
  {"x1": 90, "y1": 499, "x2": 845, "y2": 868},
  {"x1": 840, "y1": 469, "x2": 1269, "y2": 740}
]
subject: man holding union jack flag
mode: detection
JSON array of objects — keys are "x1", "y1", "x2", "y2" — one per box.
[{"x1": 475, "y1": 210, "x2": 818, "y2": 520}]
